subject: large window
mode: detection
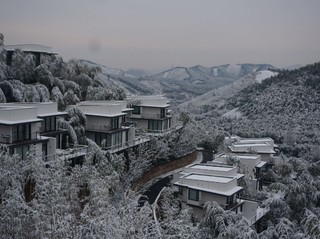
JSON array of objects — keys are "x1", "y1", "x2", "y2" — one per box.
[
  {"x1": 160, "y1": 108, "x2": 165, "y2": 118},
  {"x1": 95, "y1": 133, "x2": 111, "y2": 148},
  {"x1": 111, "y1": 117, "x2": 119, "y2": 130},
  {"x1": 148, "y1": 120, "x2": 162, "y2": 132},
  {"x1": 41, "y1": 116, "x2": 56, "y2": 132},
  {"x1": 227, "y1": 195, "x2": 235, "y2": 205},
  {"x1": 15, "y1": 145, "x2": 29, "y2": 160},
  {"x1": 12, "y1": 123, "x2": 31, "y2": 142},
  {"x1": 188, "y1": 189, "x2": 199, "y2": 201},
  {"x1": 112, "y1": 131, "x2": 123, "y2": 147},
  {"x1": 132, "y1": 106, "x2": 141, "y2": 115}
]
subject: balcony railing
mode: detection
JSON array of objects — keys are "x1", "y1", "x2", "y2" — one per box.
[
  {"x1": 0, "y1": 131, "x2": 45, "y2": 144},
  {"x1": 130, "y1": 112, "x2": 171, "y2": 120},
  {"x1": 56, "y1": 144, "x2": 89, "y2": 160},
  {"x1": 86, "y1": 124, "x2": 117, "y2": 132},
  {"x1": 102, "y1": 136, "x2": 151, "y2": 153}
]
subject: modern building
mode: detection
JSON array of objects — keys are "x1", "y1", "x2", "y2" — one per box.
[
  {"x1": 4, "y1": 44, "x2": 57, "y2": 66},
  {"x1": 6, "y1": 102, "x2": 68, "y2": 149},
  {"x1": 0, "y1": 105, "x2": 56, "y2": 160},
  {"x1": 75, "y1": 101, "x2": 136, "y2": 151},
  {"x1": 226, "y1": 136, "x2": 276, "y2": 164},
  {"x1": 173, "y1": 162, "x2": 269, "y2": 225},
  {"x1": 213, "y1": 154, "x2": 267, "y2": 190},
  {"x1": 127, "y1": 96, "x2": 172, "y2": 133}
]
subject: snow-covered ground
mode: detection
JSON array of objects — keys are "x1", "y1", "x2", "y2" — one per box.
[{"x1": 255, "y1": 70, "x2": 278, "y2": 83}]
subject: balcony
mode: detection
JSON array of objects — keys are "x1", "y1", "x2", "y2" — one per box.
[
  {"x1": 86, "y1": 124, "x2": 127, "y2": 132},
  {"x1": 0, "y1": 132, "x2": 45, "y2": 144},
  {"x1": 56, "y1": 144, "x2": 88, "y2": 160},
  {"x1": 130, "y1": 112, "x2": 172, "y2": 120}
]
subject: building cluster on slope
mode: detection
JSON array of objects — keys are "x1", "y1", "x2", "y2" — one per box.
[
  {"x1": 173, "y1": 136, "x2": 278, "y2": 226},
  {"x1": 0, "y1": 95, "x2": 177, "y2": 161}
]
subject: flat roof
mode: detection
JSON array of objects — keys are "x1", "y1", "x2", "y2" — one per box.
[
  {"x1": 84, "y1": 112, "x2": 127, "y2": 117},
  {"x1": 4, "y1": 44, "x2": 57, "y2": 54},
  {"x1": 236, "y1": 155, "x2": 260, "y2": 160},
  {"x1": 239, "y1": 138, "x2": 273, "y2": 142},
  {"x1": 139, "y1": 104, "x2": 170, "y2": 108},
  {"x1": 232, "y1": 143, "x2": 269, "y2": 147},
  {"x1": 184, "y1": 174, "x2": 235, "y2": 183},
  {"x1": 190, "y1": 164, "x2": 234, "y2": 172},
  {"x1": 0, "y1": 118, "x2": 42, "y2": 125},
  {"x1": 38, "y1": 112, "x2": 67, "y2": 117},
  {"x1": 256, "y1": 161, "x2": 267, "y2": 168},
  {"x1": 174, "y1": 182, "x2": 243, "y2": 196}
]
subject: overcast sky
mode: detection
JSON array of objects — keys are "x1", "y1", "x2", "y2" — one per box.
[{"x1": 1, "y1": 0, "x2": 320, "y2": 70}]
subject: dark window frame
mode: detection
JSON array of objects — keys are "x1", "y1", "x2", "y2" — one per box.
[
  {"x1": 188, "y1": 188, "x2": 199, "y2": 201},
  {"x1": 132, "y1": 106, "x2": 141, "y2": 115}
]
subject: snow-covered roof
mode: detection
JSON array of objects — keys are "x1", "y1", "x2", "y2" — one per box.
[
  {"x1": 236, "y1": 155, "x2": 261, "y2": 160},
  {"x1": 189, "y1": 164, "x2": 234, "y2": 172},
  {"x1": 76, "y1": 101, "x2": 128, "y2": 117},
  {"x1": 184, "y1": 174, "x2": 234, "y2": 183},
  {"x1": 127, "y1": 95, "x2": 170, "y2": 108},
  {"x1": 256, "y1": 161, "x2": 267, "y2": 168},
  {"x1": 0, "y1": 105, "x2": 42, "y2": 124},
  {"x1": 0, "y1": 118, "x2": 42, "y2": 125},
  {"x1": 84, "y1": 112, "x2": 127, "y2": 117},
  {"x1": 3, "y1": 102, "x2": 65, "y2": 117},
  {"x1": 174, "y1": 182, "x2": 243, "y2": 196},
  {"x1": 4, "y1": 44, "x2": 57, "y2": 54}
]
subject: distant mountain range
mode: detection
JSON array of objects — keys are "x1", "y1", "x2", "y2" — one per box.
[{"x1": 82, "y1": 60, "x2": 275, "y2": 105}]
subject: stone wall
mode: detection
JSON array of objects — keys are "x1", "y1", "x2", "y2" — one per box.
[{"x1": 133, "y1": 151, "x2": 197, "y2": 191}]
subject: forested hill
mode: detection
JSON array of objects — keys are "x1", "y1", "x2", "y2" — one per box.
[
  {"x1": 0, "y1": 46, "x2": 126, "y2": 110},
  {"x1": 217, "y1": 62, "x2": 320, "y2": 147}
]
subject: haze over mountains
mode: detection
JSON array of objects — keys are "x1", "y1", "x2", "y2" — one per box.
[{"x1": 86, "y1": 60, "x2": 276, "y2": 105}]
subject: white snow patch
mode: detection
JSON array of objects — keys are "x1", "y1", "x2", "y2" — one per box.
[
  {"x1": 162, "y1": 68, "x2": 189, "y2": 80},
  {"x1": 213, "y1": 68, "x2": 218, "y2": 76},
  {"x1": 255, "y1": 70, "x2": 278, "y2": 83},
  {"x1": 222, "y1": 107, "x2": 243, "y2": 118},
  {"x1": 226, "y1": 64, "x2": 241, "y2": 76}
]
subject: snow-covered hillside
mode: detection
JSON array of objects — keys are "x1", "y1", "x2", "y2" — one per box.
[
  {"x1": 255, "y1": 70, "x2": 278, "y2": 83},
  {"x1": 179, "y1": 68, "x2": 278, "y2": 115}
]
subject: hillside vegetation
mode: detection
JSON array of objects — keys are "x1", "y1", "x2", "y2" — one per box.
[
  {"x1": 0, "y1": 37, "x2": 125, "y2": 110},
  {"x1": 211, "y1": 63, "x2": 320, "y2": 155}
]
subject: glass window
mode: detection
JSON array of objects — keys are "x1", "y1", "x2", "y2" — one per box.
[
  {"x1": 148, "y1": 120, "x2": 163, "y2": 132},
  {"x1": 132, "y1": 106, "x2": 141, "y2": 115},
  {"x1": 227, "y1": 195, "x2": 235, "y2": 204},
  {"x1": 188, "y1": 189, "x2": 199, "y2": 201},
  {"x1": 111, "y1": 117, "x2": 119, "y2": 130},
  {"x1": 12, "y1": 123, "x2": 31, "y2": 142},
  {"x1": 160, "y1": 108, "x2": 165, "y2": 118}
]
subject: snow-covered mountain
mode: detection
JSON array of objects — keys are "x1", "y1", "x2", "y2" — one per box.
[
  {"x1": 153, "y1": 64, "x2": 275, "y2": 104},
  {"x1": 178, "y1": 69, "x2": 278, "y2": 114},
  {"x1": 82, "y1": 60, "x2": 276, "y2": 105}
]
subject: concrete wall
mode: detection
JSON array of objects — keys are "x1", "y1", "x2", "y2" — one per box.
[
  {"x1": 31, "y1": 122, "x2": 41, "y2": 139},
  {"x1": 86, "y1": 115, "x2": 111, "y2": 127},
  {"x1": 141, "y1": 107, "x2": 161, "y2": 118},
  {"x1": 128, "y1": 127, "x2": 135, "y2": 142},
  {"x1": 133, "y1": 151, "x2": 197, "y2": 191},
  {"x1": 201, "y1": 191, "x2": 227, "y2": 207},
  {"x1": 242, "y1": 200, "x2": 258, "y2": 221}
]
